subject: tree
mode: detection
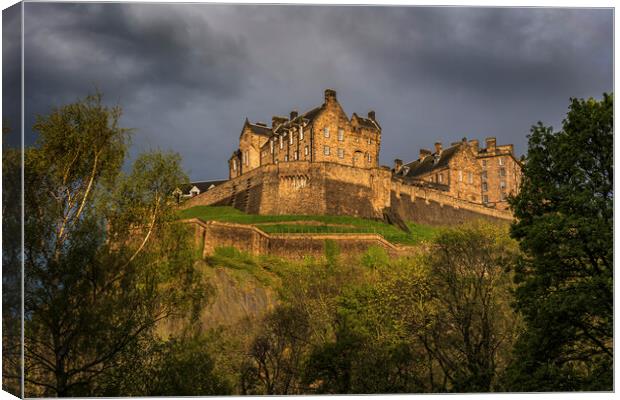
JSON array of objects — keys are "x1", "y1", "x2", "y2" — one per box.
[
  {"x1": 2, "y1": 130, "x2": 23, "y2": 397},
  {"x1": 21, "y1": 93, "x2": 204, "y2": 396},
  {"x1": 420, "y1": 222, "x2": 520, "y2": 392},
  {"x1": 505, "y1": 94, "x2": 613, "y2": 391},
  {"x1": 242, "y1": 305, "x2": 310, "y2": 395}
]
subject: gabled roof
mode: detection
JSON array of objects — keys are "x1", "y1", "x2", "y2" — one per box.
[
  {"x1": 352, "y1": 113, "x2": 380, "y2": 131},
  {"x1": 242, "y1": 118, "x2": 273, "y2": 137},
  {"x1": 396, "y1": 144, "x2": 461, "y2": 179},
  {"x1": 273, "y1": 105, "x2": 324, "y2": 134},
  {"x1": 178, "y1": 179, "x2": 227, "y2": 194}
]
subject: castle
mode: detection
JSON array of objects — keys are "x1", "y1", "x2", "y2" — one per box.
[{"x1": 182, "y1": 89, "x2": 521, "y2": 226}]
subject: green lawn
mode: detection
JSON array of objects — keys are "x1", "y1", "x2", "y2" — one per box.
[{"x1": 178, "y1": 206, "x2": 438, "y2": 245}]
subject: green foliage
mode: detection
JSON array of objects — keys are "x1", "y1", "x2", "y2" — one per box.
[
  {"x1": 324, "y1": 239, "x2": 340, "y2": 268},
  {"x1": 360, "y1": 245, "x2": 390, "y2": 270},
  {"x1": 421, "y1": 222, "x2": 520, "y2": 392},
  {"x1": 21, "y1": 93, "x2": 206, "y2": 396},
  {"x1": 2, "y1": 145, "x2": 23, "y2": 396},
  {"x1": 504, "y1": 93, "x2": 613, "y2": 391}
]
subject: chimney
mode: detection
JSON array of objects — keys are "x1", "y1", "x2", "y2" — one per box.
[
  {"x1": 485, "y1": 137, "x2": 496, "y2": 152},
  {"x1": 324, "y1": 88, "x2": 337, "y2": 103},
  {"x1": 434, "y1": 142, "x2": 443, "y2": 154},
  {"x1": 394, "y1": 159, "x2": 403, "y2": 173},
  {"x1": 469, "y1": 139, "x2": 479, "y2": 153},
  {"x1": 290, "y1": 110, "x2": 298, "y2": 120},
  {"x1": 419, "y1": 149, "x2": 432, "y2": 159},
  {"x1": 368, "y1": 110, "x2": 376, "y2": 120}
]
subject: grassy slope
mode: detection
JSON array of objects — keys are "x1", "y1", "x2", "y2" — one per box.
[{"x1": 179, "y1": 206, "x2": 438, "y2": 245}]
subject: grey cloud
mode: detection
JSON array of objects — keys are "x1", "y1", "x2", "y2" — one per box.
[{"x1": 18, "y1": 4, "x2": 612, "y2": 180}]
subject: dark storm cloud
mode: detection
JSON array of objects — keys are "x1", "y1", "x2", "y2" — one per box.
[
  {"x1": 3, "y1": 3, "x2": 21, "y2": 146},
  {"x1": 21, "y1": 3, "x2": 612, "y2": 180}
]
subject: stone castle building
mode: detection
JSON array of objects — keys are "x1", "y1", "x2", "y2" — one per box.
[
  {"x1": 393, "y1": 137, "x2": 521, "y2": 211},
  {"x1": 229, "y1": 89, "x2": 380, "y2": 179},
  {"x1": 183, "y1": 89, "x2": 522, "y2": 225}
]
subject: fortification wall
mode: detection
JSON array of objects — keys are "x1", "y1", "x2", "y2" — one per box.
[
  {"x1": 390, "y1": 180, "x2": 512, "y2": 226},
  {"x1": 181, "y1": 162, "x2": 392, "y2": 219},
  {"x1": 184, "y1": 219, "x2": 413, "y2": 260},
  {"x1": 181, "y1": 162, "x2": 512, "y2": 226}
]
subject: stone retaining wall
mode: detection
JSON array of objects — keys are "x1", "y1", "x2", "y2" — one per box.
[{"x1": 184, "y1": 218, "x2": 414, "y2": 260}]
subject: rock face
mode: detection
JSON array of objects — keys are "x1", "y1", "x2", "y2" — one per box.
[{"x1": 199, "y1": 267, "x2": 277, "y2": 329}]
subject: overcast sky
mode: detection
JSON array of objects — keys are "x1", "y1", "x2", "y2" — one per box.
[{"x1": 3, "y1": 3, "x2": 613, "y2": 180}]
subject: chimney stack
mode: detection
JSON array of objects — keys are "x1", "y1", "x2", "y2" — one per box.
[
  {"x1": 368, "y1": 110, "x2": 376, "y2": 120},
  {"x1": 290, "y1": 110, "x2": 298, "y2": 120},
  {"x1": 324, "y1": 88, "x2": 337, "y2": 103},
  {"x1": 419, "y1": 149, "x2": 432, "y2": 159},
  {"x1": 434, "y1": 142, "x2": 443, "y2": 154},
  {"x1": 469, "y1": 139, "x2": 479, "y2": 153},
  {"x1": 394, "y1": 159, "x2": 403, "y2": 173},
  {"x1": 485, "y1": 137, "x2": 496, "y2": 152}
]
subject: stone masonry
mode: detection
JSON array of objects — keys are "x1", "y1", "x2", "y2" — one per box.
[{"x1": 187, "y1": 89, "x2": 521, "y2": 226}]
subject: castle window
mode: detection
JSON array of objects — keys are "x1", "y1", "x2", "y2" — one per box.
[
  {"x1": 499, "y1": 157, "x2": 505, "y2": 166},
  {"x1": 482, "y1": 182, "x2": 488, "y2": 192},
  {"x1": 338, "y1": 128, "x2": 344, "y2": 141},
  {"x1": 482, "y1": 160, "x2": 487, "y2": 168},
  {"x1": 367, "y1": 152, "x2": 371, "y2": 162},
  {"x1": 324, "y1": 145, "x2": 330, "y2": 156},
  {"x1": 304, "y1": 146, "x2": 309, "y2": 156},
  {"x1": 368, "y1": 138, "x2": 372, "y2": 145},
  {"x1": 468, "y1": 172, "x2": 473, "y2": 184},
  {"x1": 338, "y1": 148, "x2": 344, "y2": 158},
  {"x1": 232, "y1": 159, "x2": 237, "y2": 171},
  {"x1": 284, "y1": 155, "x2": 289, "y2": 162},
  {"x1": 500, "y1": 181, "x2": 506, "y2": 189},
  {"x1": 300, "y1": 126, "x2": 304, "y2": 140},
  {"x1": 481, "y1": 171, "x2": 487, "y2": 180},
  {"x1": 294, "y1": 151, "x2": 298, "y2": 161},
  {"x1": 500, "y1": 167, "x2": 506, "y2": 177},
  {"x1": 324, "y1": 127, "x2": 330, "y2": 138},
  {"x1": 483, "y1": 195, "x2": 489, "y2": 203},
  {"x1": 289, "y1": 133, "x2": 294, "y2": 145},
  {"x1": 458, "y1": 170, "x2": 463, "y2": 182},
  {"x1": 279, "y1": 136, "x2": 283, "y2": 149},
  {"x1": 438, "y1": 173, "x2": 443, "y2": 183},
  {"x1": 270, "y1": 140, "x2": 274, "y2": 153}
]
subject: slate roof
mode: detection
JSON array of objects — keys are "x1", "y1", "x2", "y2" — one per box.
[
  {"x1": 396, "y1": 144, "x2": 461, "y2": 179},
  {"x1": 178, "y1": 179, "x2": 227, "y2": 194},
  {"x1": 273, "y1": 105, "x2": 324, "y2": 134},
  {"x1": 352, "y1": 113, "x2": 381, "y2": 130},
  {"x1": 245, "y1": 120, "x2": 273, "y2": 137}
]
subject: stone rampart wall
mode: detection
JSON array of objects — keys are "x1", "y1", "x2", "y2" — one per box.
[
  {"x1": 390, "y1": 180, "x2": 512, "y2": 225},
  {"x1": 181, "y1": 162, "x2": 512, "y2": 226}
]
